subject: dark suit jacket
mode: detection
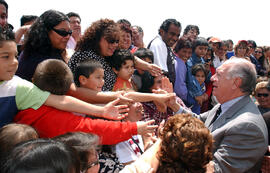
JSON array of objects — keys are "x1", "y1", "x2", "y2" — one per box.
[{"x1": 184, "y1": 95, "x2": 268, "y2": 173}]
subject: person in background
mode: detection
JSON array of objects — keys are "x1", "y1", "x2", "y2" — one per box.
[
  {"x1": 131, "y1": 25, "x2": 144, "y2": 48},
  {"x1": 233, "y1": 40, "x2": 250, "y2": 60},
  {"x1": 255, "y1": 81, "x2": 270, "y2": 114},
  {"x1": 254, "y1": 46, "x2": 266, "y2": 76},
  {"x1": 225, "y1": 39, "x2": 234, "y2": 59},
  {"x1": 66, "y1": 12, "x2": 81, "y2": 50},
  {"x1": 118, "y1": 24, "x2": 133, "y2": 50},
  {"x1": 181, "y1": 24, "x2": 200, "y2": 42},
  {"x1": 15, "y1": 15, "x2": 38, "y2": 45},
  {"x1": 148, "y1": 18, "x2": 181, "y2": 85}
]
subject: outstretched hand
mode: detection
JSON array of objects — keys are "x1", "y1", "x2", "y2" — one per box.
[
  {"x1": 137, "y1": 120, "x2": 158, "y2": 136},
  {"x1": 102, "y1": 98, "x2": 129, "y2": 120},
  {"x1": 148, "y1": 63, "x2": 162, "y2": 77}
]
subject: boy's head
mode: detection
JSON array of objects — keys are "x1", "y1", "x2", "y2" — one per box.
[
  {"x1": 191, "y1": 64, "x2": 207, "y2": 85},
  {"x1": 33, "y1": 59, "x2": 73, "y2": 95},
  {"x1": 0, "y1": 27, "x2": 18, "y2": 81},
  {"x1": 74, "y1": 59, "x2": 104, "y2": 91},
  {"x1": 134, "y1": 48, "x2": 153, "y2": 64},
  {"x1": 20, "y1": 15, "x2": 38, "y2": 26},
  {"x1": 193, "y1": 37, "x2": 209, "y2": 58},
  {"x1": 174, "y1": 38, "x2": 192, "y2": 62},
  {"x1": 110, "y1": 49, "x2": 135, "y2": 81}
]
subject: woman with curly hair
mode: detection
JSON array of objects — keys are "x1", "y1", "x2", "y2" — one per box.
[
  {"x1": 68, "y1": 18, "x2": 161, "y2": 91},
  {"x1": 121, "y1": 114, "x2": 213, "y2": 173},
  {"x1": 16, "y1": 10, "x2": 72, "y2": 81}
]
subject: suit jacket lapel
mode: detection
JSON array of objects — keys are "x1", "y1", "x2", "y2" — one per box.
[{"x1": 209, "y1": 95, "x2": 250, "y2": 132}]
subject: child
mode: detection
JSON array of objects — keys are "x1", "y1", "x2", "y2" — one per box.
[
  {"x1": 0, "y1": 27, "x2": 125, "y2": 127},
  {"x1": 110, "y1": 49, "x2": 135, "y2": 91},
  {"x1": 186, "y1": 37, "x2": 209, "y2": 113},
  {"x1": 187, "y1": 64, "x2": 207, "y2": 114},
  {"x1": 132, "y1": 48, "x2": 154, "y2": 91},
  {"x1": 173, "y1": 39, "x2": 192, "y2": 103},
  {"x1": 14, "y1": 59, "x2": 157, "y2": 145}
]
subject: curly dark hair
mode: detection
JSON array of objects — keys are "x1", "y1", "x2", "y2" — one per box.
[
  {"x1": 157, "y1": 114, "x2": 213, "y2": 173},
  {"x1": 22, "y1": 10, "x2": 69, "y2": 59},
  {"x1": 76, "y1": 19, "x2": 120, "y2": 54}
]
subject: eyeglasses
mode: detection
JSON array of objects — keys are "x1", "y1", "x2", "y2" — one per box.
[
  {"x1": 255, "y1": 51, "x2": 262, "y2": 54},
  {"x1": 52, "y1": 28, "x2": 72, "y2": 37},
  {"x1": 106, "y1": 38, "x2": 119, "y2": 44},
  {"x1": 256, "y1": 93, "x2": 269, "y2": 97}
]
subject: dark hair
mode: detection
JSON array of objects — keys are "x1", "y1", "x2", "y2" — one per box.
[
  {"x1": 157, "y1": 114, "x2": 213, "y2": 173},
  {"x1": 132, "y1": 25, "x2": 143, "y2": 34},
  {"x1": 109, "y1": 49, "x2": 135, "y2": 71},
  {"x1": 174, "y1": 38, "x2": 192, "y2": 53},
  {"x1": 0, "y1": 26, "x2": 15, "y2": 47},
  {"x1": 20, "y1": 15, "x2": 38, "y2": 26},
  {"x1": 120, "y1": 24, "x2": 132, "y2": 36},
  {"x1": 0, "y1": 124, "x2": 38, "y2": 167},
  {"x1": 33, "y1": 59, "x2": 73, "y2": 95},
  {"x1": 159, "y1": 19, "x2": 181, "y2": 33},
  {"x1": 3, "y1": 139, "x2": 80, "y2": 173},
  {"x1": 139, "y1": 71, "x2": 155, "y2": 93},
  {"x1": 117, "y1": 19, "x2": 131, "y2": 27},
  {"x1": 76, "y1": 19, "x2": 120, "y2": 54},
  {"x1": 207, "y1": 46, "x2": 214, "y2": 60},
  {"x1": 0, "y1": 0, "x2": 8, "y2": 14},
  {"x1": 74, "y1": 59, "x2": 103, "y2": 87},
  {"x1": 66, "y1": 12, "x2": 81, "y2": 21},
  {"x1": 226, "y1": 39, "x2": 234, "y2": 45},
  {"x1": 22, "y1": 10, "x2": 69, "y2": 59},
  {"x1": 183, "y1": 25, "x2": 200, "y2": 35},
  {"x1": 191, "y1": 63, "x2": 207, "y2": 79},
  {"x1": 247, "y1": 40, "x2": 257, "y2": 49},
  {"x1": 133, "y1": 48, "x2": 153, "y2": 62},
  {"x1": 192, "y1": 37, "x2": 208, "y2": 51},
  {"x1": 54, "y1": 132, "x2": 99, "y2": 172}
]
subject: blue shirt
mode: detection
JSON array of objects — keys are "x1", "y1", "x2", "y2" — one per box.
[
  {"x1": 174, "y1": 56, "x2": 188, "y2": 101},
  {"x1": 186, "y1": 53, "x2": 205, "y2": 97}
]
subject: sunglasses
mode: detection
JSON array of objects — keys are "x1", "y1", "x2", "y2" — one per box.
[
  {"x1": 52, "y1": 28, "x2": 72, "y2": 37},
  {"x1": 257, "y1": 93, "x2": 269, "y2": 97},
  {"x1": 106, "y1": 38, "x2": 119, "y2": 44},
  {"x1": 255, "y1": 51, "x2": 262, "y2": 54}
]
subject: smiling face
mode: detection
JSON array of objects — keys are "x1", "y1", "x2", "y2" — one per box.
[
  {"x1": 48, "y1": 20, "x2": 71, "y2": 50},
  {"x1": 119, "y1": 31, "x2": 132, "y2": 49},
  {"x1": 160, "y1": 24, "x2": 181, "y2": 47},
  {"x1": 211, "y1": 63, "x2": 235, "y2": 104},
  {"x1": 0, "y1": 41, "x2": 18, "y2": 81},
  {"x1": 176, "y1": 47, "x2": 192, "y2": 62},
  {"x1": 79, "y1": 68, "x2": 105, "y2": 91},
  {"x1": 99, "y1": 37, "x2": 118, "y2": 57}
]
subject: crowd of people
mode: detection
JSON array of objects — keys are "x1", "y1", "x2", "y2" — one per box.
[{"x1": 1, "y1": 0, "x2": 270, "y2": 172}]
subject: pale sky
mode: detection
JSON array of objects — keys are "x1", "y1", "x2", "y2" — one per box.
[{"x1": 8, "y1": 0, "x2": 270, "y2": 46}]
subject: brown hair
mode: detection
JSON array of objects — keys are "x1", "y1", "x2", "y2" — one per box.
[
  {"x1": 157, "y1": 114, "x2": 213, "y2": 173},
  {"x1": 76, "y1": 18, "x2": 120, "y2": 54}
]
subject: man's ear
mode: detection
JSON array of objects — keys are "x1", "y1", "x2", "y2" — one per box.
[
  {"x1": 159, "y1": 29, "x2": 165, "y2": 37},
  {"x1": 112, "y1": 67, "x2": 118, "y2": 75},
  {"x1": 233, "y1": 77, "x2": 242, "y2": 89},
  {"x1": 78, "y1": 75, "x2": 87, "y2": 86}
]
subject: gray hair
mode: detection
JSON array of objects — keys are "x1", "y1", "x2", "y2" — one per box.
[{"x1": 224, "y1": 58, "x2": 257, "y2": 94}]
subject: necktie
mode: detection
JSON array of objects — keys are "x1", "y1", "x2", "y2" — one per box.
[{"x1": 210, "y1": 106, "x2": 222, "y2": 125}]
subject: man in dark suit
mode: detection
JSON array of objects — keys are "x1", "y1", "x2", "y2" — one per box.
[{"x1": 173, "y1": 58, "x2": 268, "y2": 172}]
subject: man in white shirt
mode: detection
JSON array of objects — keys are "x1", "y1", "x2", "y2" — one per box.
[
  {"x1": 148, "y1": 19, "x2": 181, "y2": 85},
  {"x1": 66, "y1": 12, "x2": 81, "y2": 50}
]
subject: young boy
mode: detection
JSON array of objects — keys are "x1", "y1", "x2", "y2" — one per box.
[
  {"x1": 173, "y1": 39, "x2": 192, "y2": 103},
  {"x1": 132, "y1": 48, "x2": 154, "y2": 91},
  {"x1": 15, "y1": 59, "x2": 157, "y2": 145},
  {"x1": 186, "y1": 37, "x2": 209, "y2": 112},
  {"x1": 110, "y1": 49, "x2": 135, "y2": 91},
  {"x1": 0, "y1": 28, "x2": 124, "y2": 127},
  {"x1": 187, "y1": 64, "x2": 207, "y2": 114}
]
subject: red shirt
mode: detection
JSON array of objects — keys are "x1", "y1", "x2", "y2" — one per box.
[{"x1": 14, "y1": 105, "x2": 137, "y2": 145}]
